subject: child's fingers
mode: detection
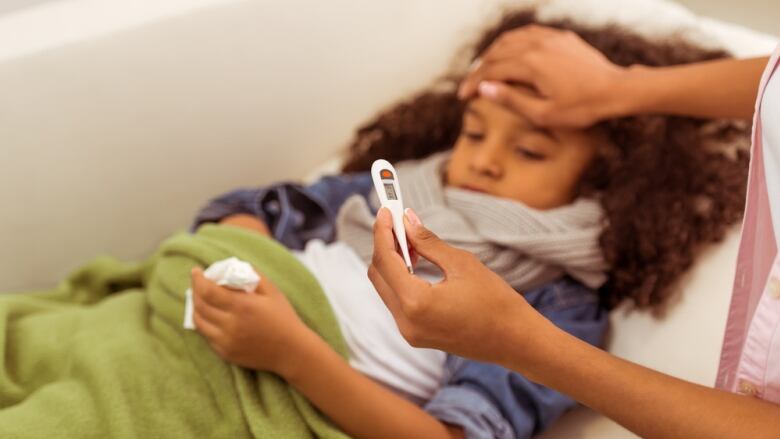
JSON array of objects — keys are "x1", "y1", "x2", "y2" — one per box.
[
  {"x1": 254, "y1": 277, "x2": 281, "y2": 297},
  {"x1": 192, "y1": 289, "x2": 231, "y2": 324},
  {"x1": 193, "y1": 308, "x2": 224, "y2": 342},
  {"x1": 191, "y1": 268, "x2": 234, "y2": 310},
  {"x1": 250, "y1": 266, "x2": 269, "y2": 295}
]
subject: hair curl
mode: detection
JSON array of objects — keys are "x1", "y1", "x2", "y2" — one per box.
[{"x1": 342, "y1": 10, "x2": 749, "y2": 310}]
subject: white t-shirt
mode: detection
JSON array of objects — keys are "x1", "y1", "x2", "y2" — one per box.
[{"x1": 294, "y1": 240, "x2": 446, "y2": 402}]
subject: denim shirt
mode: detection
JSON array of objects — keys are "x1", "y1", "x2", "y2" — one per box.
[{"x1": 192, "y1": 174, "x2": 608, "y2": 439}]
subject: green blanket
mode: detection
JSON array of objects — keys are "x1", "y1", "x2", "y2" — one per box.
[{"x1": 0, "y1": 224, "x2": 350, "y2": 438}]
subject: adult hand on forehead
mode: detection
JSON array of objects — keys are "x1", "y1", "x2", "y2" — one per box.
[
  {"x1": 368, "y1": 208, "x2": 540, "y2": 365},
  {"x1": 458, "y1": 25, "x2": 629, "y2": 128}
]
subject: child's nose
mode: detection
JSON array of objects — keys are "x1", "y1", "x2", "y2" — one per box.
[{"x1": 470, "y1": 143, "x2": 503, "y2": 178}]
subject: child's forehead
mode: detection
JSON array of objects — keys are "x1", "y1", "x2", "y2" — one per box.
[
  {"x1": 467, "y1": 98, "x2": 524, "y2": 122},
  {"x1": 466, "y1": 97, "x2": 548, "y2": 133}
]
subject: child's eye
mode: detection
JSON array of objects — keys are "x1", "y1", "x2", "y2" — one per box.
[
  {"x1": 514, "y1": 146, "x2": 546, "y2": 161},
  {"x1": 463, "y1": 131, "x2": 484, "y2": 142}
]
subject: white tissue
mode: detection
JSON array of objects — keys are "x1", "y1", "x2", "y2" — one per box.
[
  {"x1": 205, "y1": 257, "x2": 261, "y2": 292},
  {"x1": 182, "y1": 257, "x2": 261, "y2": 330}
]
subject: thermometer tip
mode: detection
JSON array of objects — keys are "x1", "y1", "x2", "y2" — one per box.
[{"x1": 407, "y1": 265, "x2": 414, "y2": 274}]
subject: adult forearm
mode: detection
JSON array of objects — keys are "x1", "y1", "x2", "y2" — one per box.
[
  {"x1": 284, "y1": 333, "x2": 461, "y2": 439},
  {"x1": 369, "y1": 207, "x2": 780, "y2": 438},
  {"x1": 509, "y1": 314, "x2": 780, "y2": 438},
  {"x1": 617, "y1": 57, "x2": 768, "y2": 121}
]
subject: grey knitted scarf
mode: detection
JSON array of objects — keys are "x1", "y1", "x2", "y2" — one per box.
[{"x1": 336, "y1": 152, "x2": 608, "y2": 291}]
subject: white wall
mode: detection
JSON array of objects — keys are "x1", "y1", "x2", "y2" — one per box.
[
  {"x1": 0, "y1": 0, "x2": 53, "y2": 16},
  {"x1": 0, "y1": 0, "x2": 775, "y2": 295},
  {"x1": 0, "y1": 0, "x2": 505, "y2": 292}
]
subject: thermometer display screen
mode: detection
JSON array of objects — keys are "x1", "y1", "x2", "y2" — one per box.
[{"x1": 384, "y1": 183, "x2": 398, "y2": 200}]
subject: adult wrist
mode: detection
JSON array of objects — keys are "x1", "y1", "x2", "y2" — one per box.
[
  {"x1": 607, "y1": 64, "x2": 655, "y2": 119},
  {"x1": 491, "y1": 297, "x2": 545, "y2": 368},
  {"x1": 496, "y1": 299, "x2": 566, "y2": 382}
]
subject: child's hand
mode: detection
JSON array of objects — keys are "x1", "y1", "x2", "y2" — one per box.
[
  {"x1": 220, "y1": 214, "x2": 271, "y2": 236},
  {"x1": 190, "y1": 267, "x2": 315, "y2": 376}
]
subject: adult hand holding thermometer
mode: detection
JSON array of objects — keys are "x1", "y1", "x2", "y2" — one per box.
[{"x1": 372, "y1": 159, "x2": 414, "y2": 274}]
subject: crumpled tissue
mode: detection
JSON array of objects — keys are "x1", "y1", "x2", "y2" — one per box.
[{"x1": 183, "y1": 257, "x2": 261, "y2": 330}]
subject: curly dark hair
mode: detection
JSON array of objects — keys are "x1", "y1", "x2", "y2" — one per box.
[{"x1": 342, "y1": 10, "x2": 750, "y2": 310}]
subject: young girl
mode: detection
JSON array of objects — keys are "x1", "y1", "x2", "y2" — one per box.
[{"x1": 191, "y1": 10, "x2": 749, "y2": 439}]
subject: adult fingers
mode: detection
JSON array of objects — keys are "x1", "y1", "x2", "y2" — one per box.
[
  {"x1": 460, "y1": 59, "x2": 535, "y2": 99},
  {"x1": 480, "y1": 25, "x2": 562, "y2": 63},
  {"x1": 367, "y1": 263, "x2": 404, "y2": 322},
  {"x1": 477, "y1": 81, "x2": 552, "y2": 126},
  {"x1": 459, "y1": 25, "x2": 562, "y2": 98},
  {"x1": 402, "y1": 208, "x2": 468, "y2": 277},
  {"x1": 479, "y1": 58, "x2": 535, "y2": 83},
  {"x1": 371, "y1": 208, "x2": 420, "y2": 293},
  {"x1": 409, "y1": 245, "x2": 419, "y2": 268}
]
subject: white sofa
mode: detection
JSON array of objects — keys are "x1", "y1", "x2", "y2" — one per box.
[{"x1": 1, "y1": 0, "x2": 776, "y2": 437}]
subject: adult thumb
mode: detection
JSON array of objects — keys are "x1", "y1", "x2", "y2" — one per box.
[{"x1": 403, "y1": 208, "x2": 461, "y2": 275}]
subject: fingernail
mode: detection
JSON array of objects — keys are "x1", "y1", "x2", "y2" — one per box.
[
  {"x1": 478, "y1": 81, "x2": 499, "y2": 99},
  {"x1": 404, "y1": 208, "x2": 421, "y2": 226}
]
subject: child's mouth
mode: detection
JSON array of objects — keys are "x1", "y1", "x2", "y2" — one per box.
[{"x1": 461, "y1": 185, "x2": 487, "y2": 194}]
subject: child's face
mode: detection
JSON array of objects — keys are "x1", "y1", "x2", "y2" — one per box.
[{"x1": 446, "y1": 97, "x2": 600, "y2": 210}]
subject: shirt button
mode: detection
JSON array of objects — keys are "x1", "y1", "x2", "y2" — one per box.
[
  {"x1": 738, "y1": 379, "x2": 761, "y2": 397},
  {"x1": 769, "y1": 276, "x2": 780, "y2": 299}
]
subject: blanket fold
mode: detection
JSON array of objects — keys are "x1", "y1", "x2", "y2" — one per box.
[{"x1": 0, "y1": 224, "x2": 349, "y2": 439}]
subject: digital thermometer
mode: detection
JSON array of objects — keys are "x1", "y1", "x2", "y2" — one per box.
[{"x1": 371, "y1": 159, "x2": 414, "y2": 274}]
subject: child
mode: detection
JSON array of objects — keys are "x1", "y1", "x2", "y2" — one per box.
[{"x1": 191, "y1": 10, "x2": 749, "y2": 439}]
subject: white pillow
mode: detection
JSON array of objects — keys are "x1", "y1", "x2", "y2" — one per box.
[{"x1": 530, "y1": 0, "x2": 777, "y2": 56}]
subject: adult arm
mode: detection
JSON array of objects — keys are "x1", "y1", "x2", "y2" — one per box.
[
  {"x1": 426, "y1": 279, "x2": 608, "y2": 439},
  {"x1": 368, "y1": 208, "x2": 780, "y2": 439},
  {"x1": 458, "y1": 25, "x2": 769, "y2": 127}
]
